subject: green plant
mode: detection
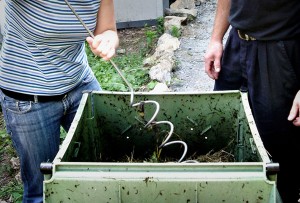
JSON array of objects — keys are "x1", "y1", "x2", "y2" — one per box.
[
  {"x1": 156, "y1": 16, "x2": 165, "y2": 35},
  {"x1": 0, "y1": 181, "x2": 23, "y2": 203},
  {"x1": 146, "y1": 80, "x2": 158, "y2": 90},
  {"x1": 0, "y1": 132, "x2": 17, "y2": 159},
  {"x1": 0, "y1": 128, "x2": 23, "y2": 203},
  {"x1": 170, "y1": 25, "x2": 181, "y2": 38},
  {"x1": 138, "y1": 24, "x2": 159, "y2": 56},
  {"x1": 60, "y1": 127, "x2": 67, "y2": 142},
  {"x1": 85, "y1": 24, "x2": 161, "y2": 92},
  {"x1": 87, "y1": 51, "x2": 150, "y2": 91}
]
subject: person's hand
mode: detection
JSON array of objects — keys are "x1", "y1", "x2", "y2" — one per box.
[
  {"x1": 86, "y1": 30, "x2": 119, "y2": 61},
  {"x1": 204, "y1": 40, "x2": 223, "y2": 80},
  {"x1": 288, "y1": 90, "x2": 300, "y2": 126}
]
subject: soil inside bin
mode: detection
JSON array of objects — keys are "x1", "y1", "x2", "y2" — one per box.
[
  {"x1": 103, "y1": 141, "x2": 236, "y2": 163},
  {"x1": 91, "y1": 103, "x2": 238, "y2": 163},
  {"x1": 96, "y1": 124, "x2": 236, "y2": 163},
  {"x1": 116, "y1": 142, "x2": 236, "y2": 163}
]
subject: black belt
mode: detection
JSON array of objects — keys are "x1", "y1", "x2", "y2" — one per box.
[
  {"x1": 1, "y1": 88, "x2": 67, "y2": 102},
  {"x1": 237, "y1": 30, "x2": 256, "y2": 41}
]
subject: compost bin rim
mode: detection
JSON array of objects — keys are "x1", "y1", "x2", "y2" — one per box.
[{"x1": 91, "y1": 90, "x2": 241, "y2": 96}]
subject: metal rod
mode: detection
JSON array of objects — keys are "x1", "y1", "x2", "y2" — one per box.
[
  {"x1": 64, "y1": 0, "x2": 188, "y2": 162},
  {"x1": 64, "y1": 0, "x2": 134, "y2": 105},
  {"x1": 110, "y1": 60, "x2": 134, "y2": 106},
  {"x1": 64, "y1": 0, "x2": 95, "y2": 38}
]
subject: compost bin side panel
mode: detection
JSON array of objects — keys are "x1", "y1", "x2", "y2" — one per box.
[
  {"x1": 44, "y1": 92, "x2": 276, "y2": 203},
  {"x1": 88, "y1": 92, "x2": 262, "y2": 163},
  {"x1": 61, "y1": 94, "x2": 102, "y2": 162}
]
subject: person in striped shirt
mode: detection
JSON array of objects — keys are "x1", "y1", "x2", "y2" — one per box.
[{"x1": 0, "y1": 0, "x2": 119, "y2": 202}]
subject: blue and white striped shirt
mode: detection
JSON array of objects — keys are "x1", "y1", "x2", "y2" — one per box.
[{"x1": 0, "y1": 0, "x2": 100, "y2": 95}]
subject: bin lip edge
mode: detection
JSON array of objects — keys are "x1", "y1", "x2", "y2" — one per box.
[
  {"x1": 52, "y1": 91, "x2": 271, "y2": 172},
  {"x1": 53, "y1": 161, "x2": 266, "y2": 166},
  {"x1": 53, "y1": 93, "x2": 89, "y2": 165},
  {"x1": 94, "y1": 90, "x2": 240, "y2": 96},
  {"x1": 240, "y1": 93, "x2": 271, "y2": 164}
]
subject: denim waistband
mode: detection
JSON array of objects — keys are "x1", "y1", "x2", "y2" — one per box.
[{"x1": 0, "y1": 88, "x2": 67, "y2": 102}]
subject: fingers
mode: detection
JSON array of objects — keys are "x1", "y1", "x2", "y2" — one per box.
[
  {"x1": 287, "y1": 90, "x2": 300, "y2": 126},
  {"x1": 288, "y1": 103, "x2": 300, "y2": 126},
  {"x1": 288, "y1": 106, "x2": 297, "y2": 122},
  {"x1": 204, "y1": 41, "x2": 223, "y2": 80},
  {"x1": 204, "y1": 54, "x2": 221, "y2": 80},
  {"x1": 86, "y1": 36, "x2": 93, "y2": 45},
  {"x1": 205, "y1": 60, "x2": 220, "y2": 80},
  {"x1": 87, "y1": 35, "x2": 116, "y2": 60},
  {"x1": 86, "y1": 31, "x2": 118, "y2": 61},
  {"x1": 213, "y1": 59, "x2": 221, "y2": 73},
  {"x1": 292, "y1": 117, "x2": 300, "y2": 126}
]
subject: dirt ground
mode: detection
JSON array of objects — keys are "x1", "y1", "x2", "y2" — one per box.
[
  {"x1": 117, "y1": 27, "x2": 156, "y2": 55},
  {"x1": 170, "y1": 0, "x2": 218, "y2": 92},
  {"x1": 117, "y1": 0, "x2": 219, "y2": 92}
]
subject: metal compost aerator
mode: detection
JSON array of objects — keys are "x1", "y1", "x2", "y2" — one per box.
[{"x1": 65, "y1": 0, "x2": 188, "y2": 162}]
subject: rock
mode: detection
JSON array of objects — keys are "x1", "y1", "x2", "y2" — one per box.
[
  {"x1": 116, "y1": 48, "x2": 126, "y2": 54},
  {"x1": 149, "y1": 63, "x2": 172, "y2": 84},
  {"x1": 150, "y1": 83, "x2": 170, "y2": 92},
  {"x1": 170, "y1": 0, "x2": 195, "y2": 9},
  {"x1": 10, "y1": 157, "x2": 20, "y2": 170},
  {"x1": 165, "y1": 8, "x2": 198, "y2": 22},
  {"x1": 164, "y1": 16, "x2": 187, "y2": 34},
  {"x1": 143, "y1": 33, "x2": 180, "y2": 67},
  {"x1": 144, "y1": 33, "x2": 179, "y2": 84},
  {"x1": 15, "y1": 171, "x2": 22, "y2": 184},
  {"x1": 146, "y1": 0, "x2": 217, "y2": 91},
  {"x1": 169, "y1": 0, "x2": 219, "y2": 92}
]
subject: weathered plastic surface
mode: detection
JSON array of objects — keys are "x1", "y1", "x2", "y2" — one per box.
[{"x1": 44, "y1": 91, "x2": 278, "y2": 203}]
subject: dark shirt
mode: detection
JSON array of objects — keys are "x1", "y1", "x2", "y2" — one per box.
[{"x1": 229, "y1": 0, "x2": 300, "y2": 40}]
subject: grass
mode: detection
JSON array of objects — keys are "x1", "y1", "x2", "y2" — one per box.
[
  {"x1": 170, "y1": 25, "x2": 181, "y2": 38},
  {"x1": 87, "y1": 24, "x2": 163, "y2": 92},
  {"x1": 87, "y1": 47, "x2": 151, "y2": 92},
  {"x1": 0, "y1": 121, "x2": 23, "y2": 203}
]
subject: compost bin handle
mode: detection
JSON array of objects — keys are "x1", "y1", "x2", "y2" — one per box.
[
  {"x1": 266, "y1": 162, "x2": 280, "y2": 174},
  {"x1": 40, "y1": 162, "x2": 53, "y2": 174}
]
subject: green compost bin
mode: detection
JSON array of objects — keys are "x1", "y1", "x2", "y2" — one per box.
[{"x1": 43, "y1": 91, "x2": 280, "y2": 203}]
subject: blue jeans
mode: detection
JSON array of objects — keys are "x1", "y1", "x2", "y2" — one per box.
[{"x1": 0, "y1": 74, "x2": 101, "y2": 203}]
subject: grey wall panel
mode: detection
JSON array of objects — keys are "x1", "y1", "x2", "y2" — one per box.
[{"x1": 114, "y1": 0, "x2": 167, "y2": 28}]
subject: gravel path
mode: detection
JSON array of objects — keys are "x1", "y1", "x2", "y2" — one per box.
[{"x1": 169, "y1": 0, "x2": 217, "y2": 92}]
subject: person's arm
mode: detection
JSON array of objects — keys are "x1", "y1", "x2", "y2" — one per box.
[
  {"x1": 86, "y1": 0, "x2": 119, "y2": 61},
  {"x1": 204, "y1": 0, "x2": 230, "y2": 80},
  {"x1": 288, "y1": 90, "x2": 300, "y2": 126}
]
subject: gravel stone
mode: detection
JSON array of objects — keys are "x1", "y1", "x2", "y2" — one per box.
[{"x1": 169, "y1": 0, "x2": 218, "y2": 92}]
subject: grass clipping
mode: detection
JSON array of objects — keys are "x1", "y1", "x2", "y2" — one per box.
[
  {"x1": 121, "y1": 139, "x2": 236, "y2": 163},
  {"x1": 187, "y1": 139, "x2": 235, "y2": 163}
]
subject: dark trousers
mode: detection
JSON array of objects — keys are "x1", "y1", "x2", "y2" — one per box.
[{"x1": 215, "y1": 27, "x2": 300, "y2": 203}]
